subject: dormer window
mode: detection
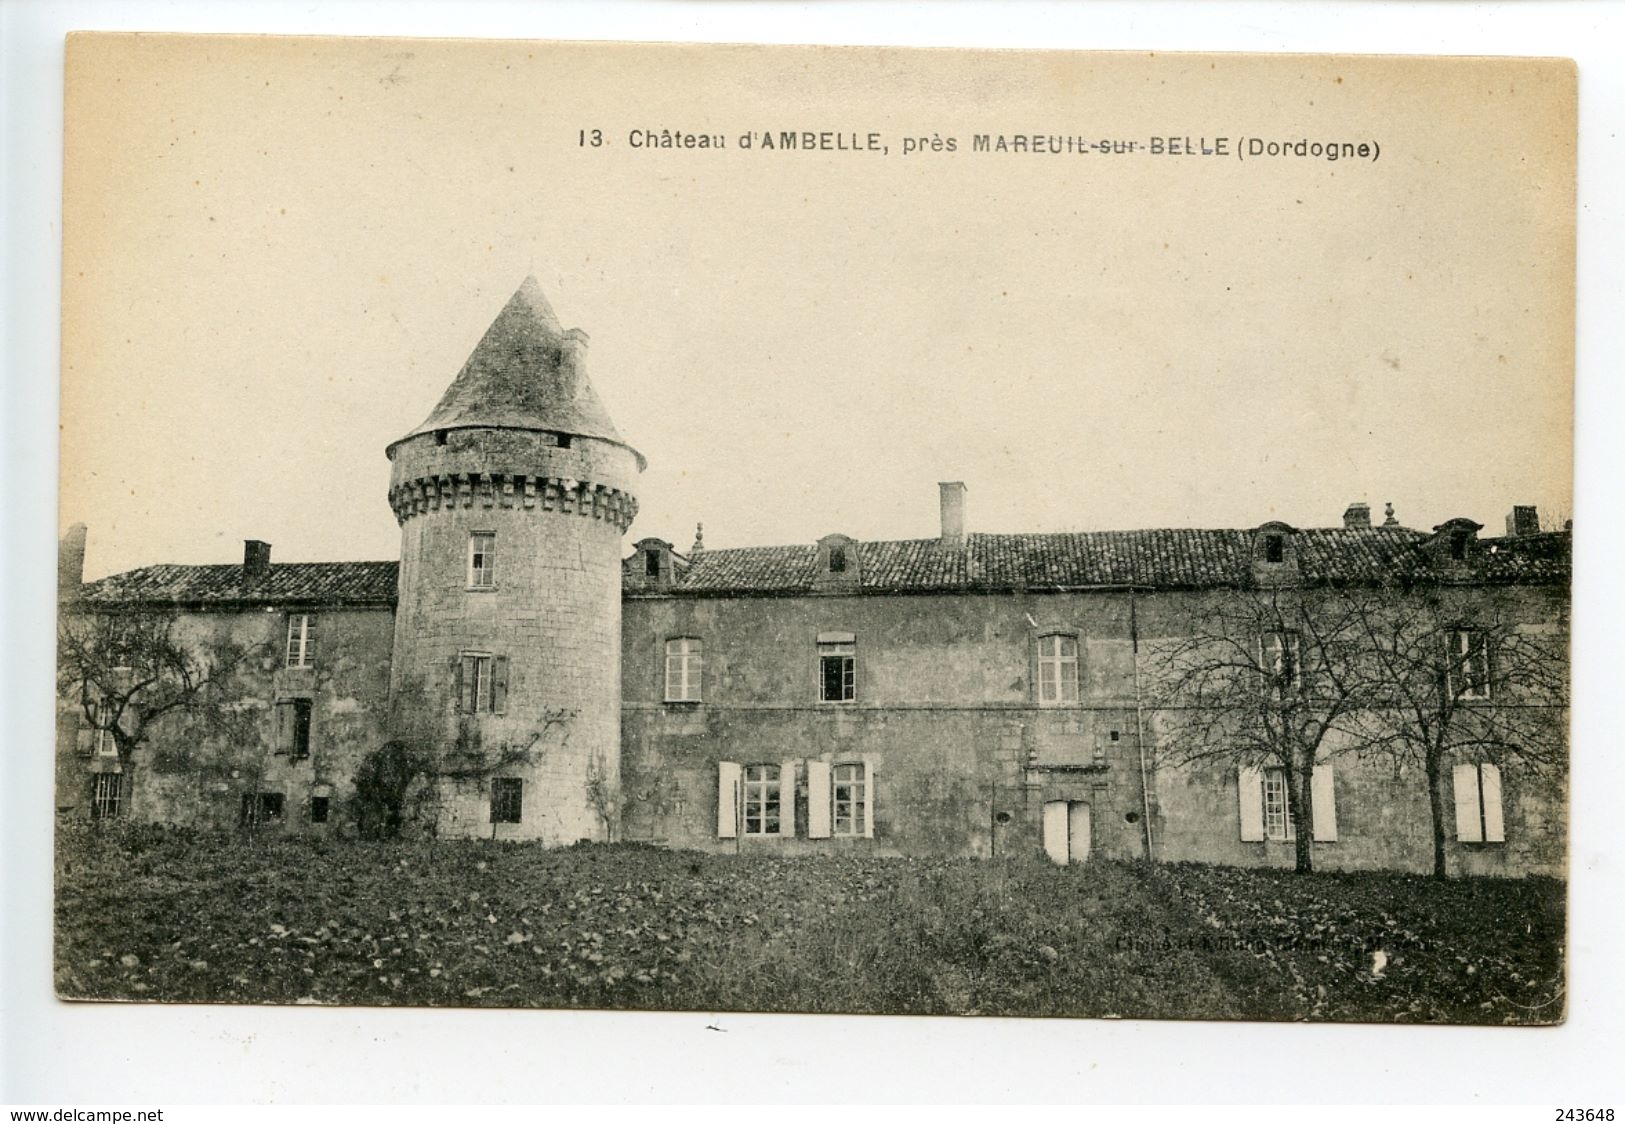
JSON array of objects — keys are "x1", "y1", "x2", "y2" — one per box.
[
  {"x1": 1428, "y1": 518, "x2": 1484, "y2": 567},
  {"x1": 814, "y1": 534, "x2": 861, "y2": 588},
  {"x1": 1264, "y1": 535, "x2": 1284, "y2": 564},
  {"x1": 646, "y1": 551, "x2": 661, "y2": 578}
]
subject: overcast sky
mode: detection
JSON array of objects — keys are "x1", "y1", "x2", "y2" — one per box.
[{"x1": 59, "y1": 38, "x2": 1574, "y2": 580}]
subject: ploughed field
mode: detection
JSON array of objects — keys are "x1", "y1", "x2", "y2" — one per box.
[{"x1": 55, "y1": 826, "x2": 1564, "y2": 1023}]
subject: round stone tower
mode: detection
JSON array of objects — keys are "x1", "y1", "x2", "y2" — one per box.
[{"x1": 384, "y1": 277, "x2": 643, "y2": 842}]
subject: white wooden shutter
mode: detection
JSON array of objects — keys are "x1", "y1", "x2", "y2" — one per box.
[
  {"x1": 778, "y1": 760, "x2": 798, "y2": 836},
  {"x1": 1310, "y1": 764, "x2": 1338, "y2": 842},
  {"x1": 1238, "y1": 766, "x2": 1265, "y2": 841},
  {"x1": 717, "y1": 761, "x2": 741, "y2": 838},
  {"x1": 807, "y1": 760, "x2": 832, "y2": 838},
  {"x1": 1481, "y1": 764, "x2": 1505, "y2": 843},
  {"x1": 1453, "y1": 764, "x2": 1483, "y2": 842},
  {"x1": 862, "y1": 756, "x2": 876, "y2": 838}
]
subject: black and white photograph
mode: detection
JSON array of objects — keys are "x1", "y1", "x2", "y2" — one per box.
[
  {"x1": 48, "y1": 34, "x2": 1575, "y2": 1026},
  {"x1": 10, "y1": 9, "x2": 1621, "y2": 1107}
]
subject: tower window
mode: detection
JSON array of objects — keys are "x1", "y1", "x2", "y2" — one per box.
[
  {"x1": 468, "y1": 532, "x2": 496, "y2": 588},
  {"x1": 458, "y1": 652, "x2": 509, "y2": 714}
]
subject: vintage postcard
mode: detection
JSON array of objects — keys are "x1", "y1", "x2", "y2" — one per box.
[{"x1": 54, "y1": 34, "x2": 1574, "y2": 1024}]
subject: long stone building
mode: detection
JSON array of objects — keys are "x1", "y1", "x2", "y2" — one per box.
[{"x1": 55, "y1": 278, "x2": 1571, "y2": 877}]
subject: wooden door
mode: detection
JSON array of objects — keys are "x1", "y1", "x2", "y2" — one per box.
[{"x1": 1043, "y1": 800, "x2": 1069, "y2": 864}]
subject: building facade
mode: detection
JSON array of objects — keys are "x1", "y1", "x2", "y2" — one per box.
[{"x1": 55, "y1": 279, "x2": 1571, "y2": 876}]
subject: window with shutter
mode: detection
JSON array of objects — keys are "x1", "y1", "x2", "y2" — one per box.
[
  {"x1": 1453, "y1": 762, "x2": 1505, "y2": 843},
  {"x1": 742, "y1": 764, "x2": 783, "y2": 835},
  {"x1": 717, "y1": 762, "x2": 742, "y2": 838},
  {"x1": 274, "y1": 699, "x2": 312, "y2": 758},
  {"x1": 1262, "y1": 767, "x2": 1294, "y2": 841},
  {"x1": 458, "y1": 652, "x2": 499, "y2": 713},
  {"x1": 1238, "y1": 766, "x2": 1265, "y2": 841},
  {"x1": 833, "y1": 762, "x2": 868, "y2": 836}
]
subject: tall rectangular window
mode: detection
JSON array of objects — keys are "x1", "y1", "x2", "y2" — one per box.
[
  {"x1": 285, "y1": 613, "x2": 317, "y2": 668},
  {"x1": 664, "y1": 638, "x2": 703, "y2": 702},
  {"x1": 742, "y1": 764, "x2": 782, "y2": 835},
  {"x1": 458, "y1": 653, "x2": 509, "y2": 714},
  {"x1": 1261, "y1": 631, "x2": 1303, "y2": 694},
  {"x1": 1448, "y1": 629, "x2": 1491, "y2": 700},
  {"x1": 1262, "y1": 767, "x2": 1294, "y2": 841},
  {"x1": 819, "y1": 640, "x2": 856, "y2": 703},
  {"x1": 468, "y1": 532, "x2": 496, "y2": 588},
  {"x1": 1037, "y1": 634, "x2": 1080, "y2": 706},
  {"x1": 832, "y1": 762, "x2": 867, "y2": 836},
  {"x1": 490, "y1": 777, "x2": 524, "y2": 824},
  {"x1": 91, "y1": 773, "x2": 122, "y2": 820},
  {"x1": 274, "y1": 698, "x2": 313, "y2": 758}
]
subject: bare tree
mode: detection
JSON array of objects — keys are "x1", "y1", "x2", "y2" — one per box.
[
  {"x1": 1145, "y1": 585, "x2": 1373, "y2": 872},
  {"x1": 1336, "y1": 582, "x2": 1569, "y2": 878},
  {"x1": 57, "y1": 608, "x2": 262, "y2": 771}
]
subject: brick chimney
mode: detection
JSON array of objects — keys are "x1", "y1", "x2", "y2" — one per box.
[
  {"x1": 1342, "y1": 502, "x2": 1371, "y2": 529},
  {"x1": 243, "y1": 540, "x2": 272, "y2": 580},
  {"x1": 939, "y1": 482, "x2": 967, "y2": 549},
  {"x1": 1505, "y1": 505, "x2": 1539, "y2": 537}
]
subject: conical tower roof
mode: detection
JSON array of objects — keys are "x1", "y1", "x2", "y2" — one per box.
[{"x1": 391, "y1": 277, "x2": 641, "y2": 463}]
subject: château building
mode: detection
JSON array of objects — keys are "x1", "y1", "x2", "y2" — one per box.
[{"x1": 55, "y1": 278, "x2": 1571, "y2": 877}]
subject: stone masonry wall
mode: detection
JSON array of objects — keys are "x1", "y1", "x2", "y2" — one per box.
[
  {"x1": 387, "y1": 426, "x2": 639, "y2": 843},
  {"x1": 55, "y1": 605, "x2": 395, "y2": 833},
  {"x1": 622, "y1": 584, "x2": 1567, "y2": 874}
]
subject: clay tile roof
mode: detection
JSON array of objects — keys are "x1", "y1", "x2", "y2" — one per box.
[
  {"x1": 391, "y1": 276, "x2": 638, "y2": 459},
  {"x1": 79, "y1": 562, "x2": 399, "y2": 607},
  {"x1": 665, "y1": 526, "x2": 1569, "y2": 595}
]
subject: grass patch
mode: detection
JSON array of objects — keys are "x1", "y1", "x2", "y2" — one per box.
[{"x1": 54, "y1": 823, "x2": 1561, "y2": 1023}]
